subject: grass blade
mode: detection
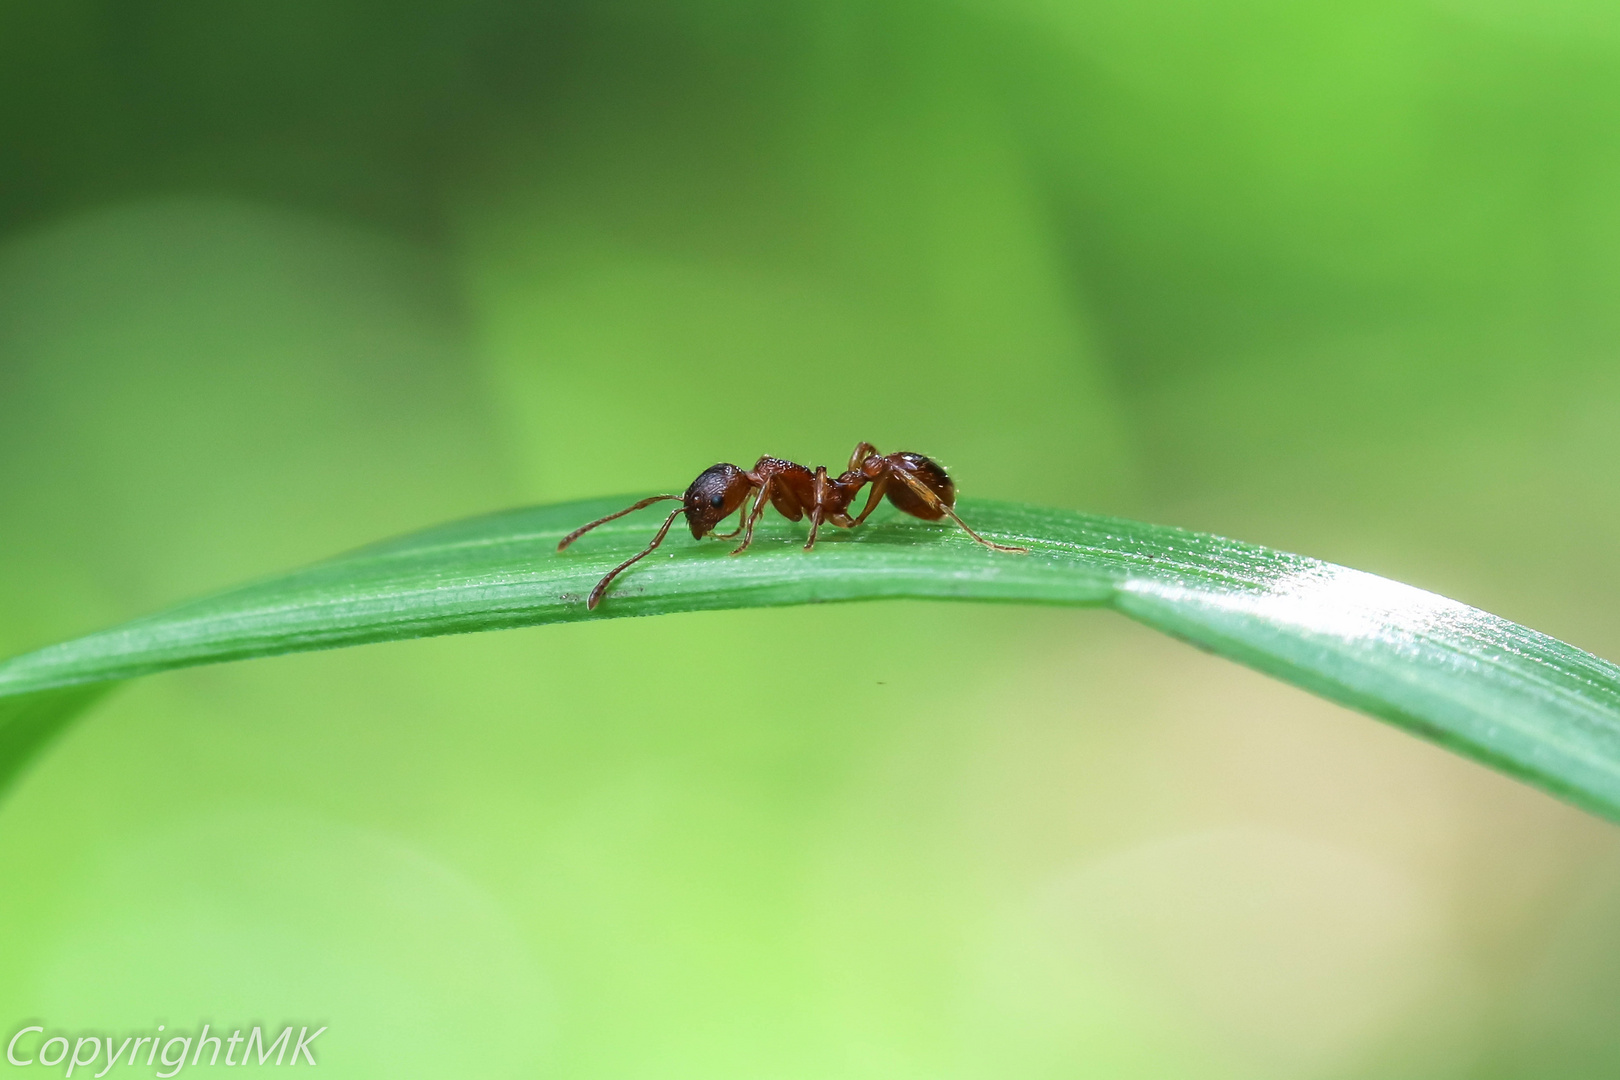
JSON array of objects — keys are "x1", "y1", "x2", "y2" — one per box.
[{"x1": 2, "y1": 497, "x2": 1618, "y2": 818}]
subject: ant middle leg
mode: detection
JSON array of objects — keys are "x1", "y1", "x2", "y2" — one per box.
[
  {"x1": 890, "y1": 469, "x2": 1029, "y2": 554},
  {"x1": 804, "y1": 466, "x2": 830, "y2": 550},
  {"x1": 805, "y1": 510, "x2": 825, "y2": 550}
]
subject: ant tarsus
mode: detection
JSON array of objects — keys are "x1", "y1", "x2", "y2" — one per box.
[{"x1": 557, "y1": 443, "x2": 1029, "y2": 609}]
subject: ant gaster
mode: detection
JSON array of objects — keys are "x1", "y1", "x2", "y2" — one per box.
[{"x1": 558, "y1": 442, "x2": 1028, "y2": 610}]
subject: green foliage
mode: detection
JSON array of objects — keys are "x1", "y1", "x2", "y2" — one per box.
[{"x1": 5, "y1": 496, "x2": 1619, "y2": 820}]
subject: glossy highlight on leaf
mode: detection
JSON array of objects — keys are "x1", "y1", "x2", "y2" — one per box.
[{"x1": 2, "y1": 497, "x2": 1619, "y2": 819}]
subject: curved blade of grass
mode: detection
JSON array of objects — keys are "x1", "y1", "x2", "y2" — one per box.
[{"x1": 2, "y1": 497, "x2": 1619, "y2": 819}]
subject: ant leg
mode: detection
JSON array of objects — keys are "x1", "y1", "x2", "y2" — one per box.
[
  {"x1": 849, "y1": 475, "x2": 888, "y2": 527},
  {"x1": 710, "y1": 492, "x2": 755, "y2": 540},
  {"x1": 586, "y1": 507, "x2": 685, "y2": 610},
  {"x1": 731, "y1": 477, "x2": 774, "y2": 555},
  {"x1": 558, "y1": 494, "x2": 683, "y2": 552},
  {"x1": 805, "y1": 466, "x2": 829, "y2": 551},
  {"x1": 891, "y1": 469, "x2": 1029, "y2": 554}
]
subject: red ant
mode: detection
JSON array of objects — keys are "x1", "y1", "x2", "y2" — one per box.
[{"x1": 558, "y1": 442, "x2": 1028, "y2": 609}]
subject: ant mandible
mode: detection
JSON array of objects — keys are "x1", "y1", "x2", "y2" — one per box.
[{"x1": 558, "y1": 442, "x2": 1028, "y2": 610}]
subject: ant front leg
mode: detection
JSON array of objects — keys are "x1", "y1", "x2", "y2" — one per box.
[
  {"x1": 890, "y1": 469, "x2": 1029, "y2": 554},
  {"x1": 710, "y1": 490, "x2": 755, "y2": 540},
  {"x1": 731, "y1": 476, "x2": 774, "y2": 555}
]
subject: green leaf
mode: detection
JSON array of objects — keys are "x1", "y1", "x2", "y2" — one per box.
[{"x1": 3, "y1": 497, "x2": 1619, "y2": 819}]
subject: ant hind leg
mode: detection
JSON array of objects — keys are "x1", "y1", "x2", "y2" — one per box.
[
  {"x1": 849, "y1": 476, "x2": 887, "y2": 527},
  {"x1": 848, "y1": 442, "x2": 879, "y2": 472},
  {"x1": 891, "y1": 469, "x2": 1028, "y2": 554}
]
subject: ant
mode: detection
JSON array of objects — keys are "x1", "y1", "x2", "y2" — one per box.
[{"x1": 558, "y1": 442, "x2": 1028, "y2": 609}]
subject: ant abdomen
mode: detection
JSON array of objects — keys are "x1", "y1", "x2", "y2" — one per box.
[{"x1": 884, "y1": 453, "x2": 956, "y2": 520}]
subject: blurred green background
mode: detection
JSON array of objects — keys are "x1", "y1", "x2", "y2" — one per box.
[{"x1": 3, "y1": 0, "x2": 1620, "y2": 1075}]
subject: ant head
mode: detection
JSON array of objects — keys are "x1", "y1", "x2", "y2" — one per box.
[{"x1": 683, "y1": 463, "x2": 753, "y2": 538}]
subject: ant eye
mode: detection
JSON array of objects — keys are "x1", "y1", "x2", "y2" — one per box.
[{"x1": 710, "y1": 494, "x2": 724, "y2": 509}]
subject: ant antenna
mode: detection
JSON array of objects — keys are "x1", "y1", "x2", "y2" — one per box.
[
  {"x1": 557, "y1": 495, "x2": 683, "y2": 552},
  {"x1": 586, "y1": 507, "x2": 685, "y2": 610}
]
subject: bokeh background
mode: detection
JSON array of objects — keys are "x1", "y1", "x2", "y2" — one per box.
[{"x1": 3, "y1": 0, "x2": 1620, "y2": 1075}]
